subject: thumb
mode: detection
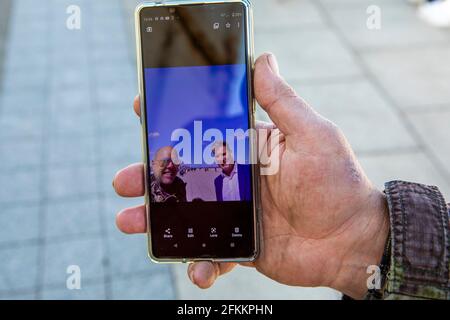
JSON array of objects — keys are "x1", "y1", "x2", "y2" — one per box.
[{"x1": 254, "y1": 53, "x2": 315, "y2": 136}]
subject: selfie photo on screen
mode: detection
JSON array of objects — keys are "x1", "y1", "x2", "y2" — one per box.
[{"x1": 146, "y1": 64, "x2": 252, "y2": 204}]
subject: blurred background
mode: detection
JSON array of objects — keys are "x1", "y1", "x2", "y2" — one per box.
[{"x1": 1, "y1": 0, "x2": 449, "y2": 300}]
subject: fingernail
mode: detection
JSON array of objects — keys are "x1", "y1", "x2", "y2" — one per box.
[{"x1": 267, "y1": 53, "x2": 279, "y2": 76}]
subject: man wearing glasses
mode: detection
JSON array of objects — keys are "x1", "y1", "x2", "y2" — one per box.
[{"x1": 151, "y1": 146, "x2": 187, "y2": 203}]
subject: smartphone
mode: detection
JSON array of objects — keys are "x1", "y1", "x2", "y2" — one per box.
[{"x1": 135, "y1": 0, "x2": 258, "y2": 263}]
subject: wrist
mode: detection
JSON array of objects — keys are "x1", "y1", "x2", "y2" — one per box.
[{"x1": 331, "y1": 189, "x2": 390, "y2": 299}]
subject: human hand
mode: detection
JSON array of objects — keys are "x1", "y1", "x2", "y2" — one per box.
[{"x1": 113, "y1": 53, "x2": 389, "y2": 299}]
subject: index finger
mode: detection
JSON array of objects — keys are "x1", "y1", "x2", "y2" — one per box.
[{"x1": 134, "y1": 95, "x2": 141, "y2": 117}]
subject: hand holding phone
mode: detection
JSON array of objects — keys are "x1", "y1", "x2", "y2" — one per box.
[{"x1": 118, "y1": 0, "x2": 389, "y2": 299}]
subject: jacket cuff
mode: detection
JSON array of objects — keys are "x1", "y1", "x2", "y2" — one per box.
[{"x1": 383, "y1": 181, "x2": 450, "y2": 299}]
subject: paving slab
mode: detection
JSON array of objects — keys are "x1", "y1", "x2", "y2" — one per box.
[
  {"x1": 44, "y1": 198, "x2": 102, "y2": 239},
  {"x1": 255, "y1": 27, "x2": 362, "y2": 83},
  {"x1": 292, "y1": 79, "x2": 417, "y2": 153},
  {"x1": 107, "y1": 231, "x2": 169, "y2": 278},
  {"x1": 110, "y1": 271, "x2": 175, "y2": 300},
  {"x1": 253, "y1": 0, "x2": 325, "y2": 32},
  {"x1": 362, "y1": 46, "x2": 450, "y2": 111},
  {"x1": 48, "y1": 86, "x2": 92, "y2": 115},
  {"x1": 0, "y1": 137, "x2": 42, "y2": 171},
  {"x1": 99, "y1": 130, "x2": 142, "y2": 167},
  {"x1": 0, "y1": 168, "x2": 41, "y2": 205},
  {"x1": 48, "y1": 135, "x2": 96, "y2": 167},
  {"x1": 0, "y1": 244, "x2": 39, "y2": 294},
  {"x1": 46, "y1": 164, "x2": 98, "y2": 201},
  {"x1": 0, "y1": 204, "x2": 40, "y2": 245},
  {"x1": 322, "y1": 0, "x2": 450, "y2": 50},
  {"x1": 359, "y1": 151, "x2": 450, "y2": 197},
  {"x1": 408, "y1": 110, "x2": 450, "y2": 182},
  {"x1": 43, "y1": 237, "x2": 105, "y2": 289}
]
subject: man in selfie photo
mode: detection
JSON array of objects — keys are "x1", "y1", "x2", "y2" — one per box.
[
  {"x1": 151, "y1": 146, "x2": 187, "y2": 203},
  {"x1": 212, "y1": 141, "x2": 251, "y2": 202}
]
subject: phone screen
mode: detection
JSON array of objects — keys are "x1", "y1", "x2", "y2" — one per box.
[{"x1": 139, "y1": 2, "x2": 256, "y2": 260}]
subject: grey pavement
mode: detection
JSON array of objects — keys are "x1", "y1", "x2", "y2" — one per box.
[
  {"x1": 0, "y1": 0, "x2": 450, "y2": 300},
  {"x1": 0, "y1": 0, "x2": 171, "y2": 300}
]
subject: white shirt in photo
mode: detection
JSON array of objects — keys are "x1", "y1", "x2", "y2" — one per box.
[{"x1": 221, "y1": 165, "x2": 240, "y2": 201}]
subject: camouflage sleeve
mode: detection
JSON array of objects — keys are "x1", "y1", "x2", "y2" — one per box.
[{"x1": 380, "y1": 181, "x2": 450, "y2": 300}]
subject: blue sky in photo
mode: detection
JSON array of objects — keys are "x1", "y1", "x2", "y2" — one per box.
[{"x1": 145, "y1": 64, "x2": 251, "y2": 166}]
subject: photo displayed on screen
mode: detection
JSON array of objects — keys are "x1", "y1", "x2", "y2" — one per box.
[{"x1": 145, "y1": 64, "x2": 252, "y2": 203}]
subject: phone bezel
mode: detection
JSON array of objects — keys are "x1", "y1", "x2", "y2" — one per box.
[{"x1": 134, "y1": 0, "x2": 260, "y2": 264}]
